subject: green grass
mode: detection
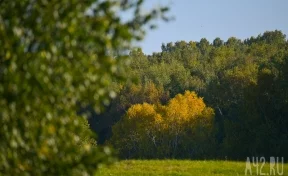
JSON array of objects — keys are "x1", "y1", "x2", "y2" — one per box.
[{"x1": 97, "y1": 160, "x2": 288, "y2": 176}]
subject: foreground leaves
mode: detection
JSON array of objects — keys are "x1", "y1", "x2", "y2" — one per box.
[{"x1": 0, "y1": 0, "x2": 169, "y2": 174}]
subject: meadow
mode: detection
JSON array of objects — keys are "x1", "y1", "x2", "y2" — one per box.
[{"x1": 97, "y1": 160, "x2": 288, "y2": 176}]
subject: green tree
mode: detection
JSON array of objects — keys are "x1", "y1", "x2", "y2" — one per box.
[
  {"x1": 0, "y1": 0, "x2": 169, "y2": 174},
  {"x1": 213, "y1": 37, "x2": 224, "y2": 47}
]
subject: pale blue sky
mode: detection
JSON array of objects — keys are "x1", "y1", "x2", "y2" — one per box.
[{"x1": 139, "y1": 0, "x2": 288, "y2": 54}]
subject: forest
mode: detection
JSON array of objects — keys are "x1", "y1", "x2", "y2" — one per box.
[{"x1": 90, "y1": 30, "x2": 288, "y2": 160}]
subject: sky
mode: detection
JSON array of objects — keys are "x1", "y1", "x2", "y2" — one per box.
[{"x1": 139, "y1": 0, "x2": 288, "y2": 54}]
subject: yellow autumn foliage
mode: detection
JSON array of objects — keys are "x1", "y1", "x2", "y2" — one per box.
[
  {"x1": 110, "y1": 90, "x2": 215, "y2": 158},
  {"x1": 166, "y1": 91, "x2": 206, "y2": 122},
  {"x1": 126, "y1": 103, "x2": 163, "y2": 127}
]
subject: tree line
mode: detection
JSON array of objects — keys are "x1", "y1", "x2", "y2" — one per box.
[{"x1": 92, "y1": 30, "x2": 288, "y2": 160}]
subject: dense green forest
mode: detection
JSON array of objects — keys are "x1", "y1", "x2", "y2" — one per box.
[{"x1": 89, "y1": 30, "x2": 288, "y2": 160}]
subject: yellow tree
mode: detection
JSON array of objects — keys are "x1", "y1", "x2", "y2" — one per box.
[
  {"x1": 164, "y1": 91, "x2": 214, "y2": 157},
  {"x1": 110, "y1": 91, "x2": 215, "y2": 158},
  {"x1": 110, "y1": 103, "x2": 163, "y2": 158}
]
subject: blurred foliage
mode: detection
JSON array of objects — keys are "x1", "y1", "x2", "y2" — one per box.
[{"x1": 0, "y1": 0, "x2": 169, "y2": 175}]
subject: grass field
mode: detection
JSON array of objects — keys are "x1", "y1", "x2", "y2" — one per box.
[{"x1": 97, "y1": 160, "x2": 288, "y2": 176}]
